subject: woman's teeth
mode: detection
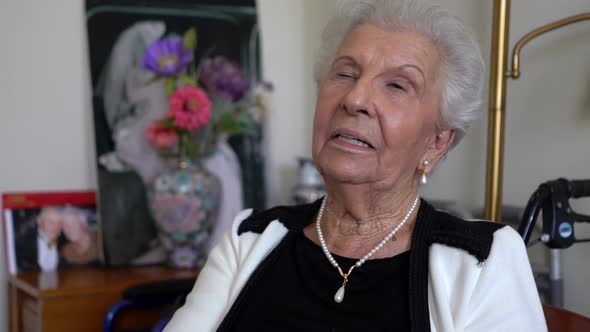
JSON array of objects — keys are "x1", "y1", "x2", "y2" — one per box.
[{"x1": 337, "y1": 134, "x2": 370, "y2": 148}]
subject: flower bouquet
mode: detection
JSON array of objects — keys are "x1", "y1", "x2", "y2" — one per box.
[
  {"x1": 143, "y1": 28, "x2": 271, "y2": 268},
  {"x1": 144, "y1": 28, "x2": 269, "y2": 160}
]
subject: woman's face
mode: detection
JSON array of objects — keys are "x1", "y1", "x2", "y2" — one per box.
[
  {"x1": 61, "y1": 212, "x2": 86, "y2": 243},
  {"x1": 312, "y1": 24, "x2": 449, "y2": 191}
]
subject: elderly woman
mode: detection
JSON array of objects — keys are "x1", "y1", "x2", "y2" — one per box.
[
  {"x1": 60, "y1": 207, "x2": 100, "y2": 265},
  {"x1": 165, "y1": 0, "x2": 546, "y2": 331}
]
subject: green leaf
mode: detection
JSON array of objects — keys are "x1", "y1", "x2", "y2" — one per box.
[
  {"x1": 234, "y1": 97, "x2": 252, "y2": 109},
  {"x1": 236, "y1": 111, "x2": 257, "y2": 136},
  {"x1": 216, "y1": 112, "x2": 241, "y2": 136},
  {"x1": 183, "y1": 28, "x2": 198, "y2": 50},
  {"x1": 178, "y1": 131, "x2": 203, "y2": 160},
  {"x1": 211, "y1": 97, "x2": 234, "y2": 121},
  {"x1": 179, "y1": 73, "x2": 197, "y2": 87},
  {"x1": 158, "y1": 117, "x2": 175, "y2": 127},
  {"x1": 165, "y1": 77, "x2": 176, "y2": 97},
  {"x1": 185, "y1": 141, "x2": 198, "y2": 160}
]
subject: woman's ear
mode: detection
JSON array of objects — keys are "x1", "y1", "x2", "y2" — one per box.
[{"x1": 422, "y1": 129, "x2": 455, "y2": 171}]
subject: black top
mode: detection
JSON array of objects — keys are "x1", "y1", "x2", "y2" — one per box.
[
  {"x1": 218, "y1": 199, "x2": 505, "y2": 332},
  {"x1": 228, "y1": 229, "x2": 411, "y2": 332}
]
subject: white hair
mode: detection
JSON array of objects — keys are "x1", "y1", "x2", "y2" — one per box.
[
  {"x1": 314, "y1": 0, "x2": 485, "y2": 148},
  {"x1": 61, "y1": 205, "x2": 90, "y2": 230}
]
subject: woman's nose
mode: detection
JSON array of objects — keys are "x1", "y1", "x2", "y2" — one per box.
[{"x1": 341, "y1": 78, "x2": 374, "y2": 117}]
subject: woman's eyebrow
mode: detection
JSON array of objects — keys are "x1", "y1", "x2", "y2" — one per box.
[
  {"x1": 397, "y1": 63, "x2": 426, "y2": 81},
  {"x1": 335, "y1": 56, "x2": 425, "y2": 78},
  {"x1": 332, "y1": 55, "x2": 357, "y2": 66}
]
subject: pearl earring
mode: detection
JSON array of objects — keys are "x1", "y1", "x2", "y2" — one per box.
[{"x1": 420, "y1": 160, "x2": 429, "y2": 185}]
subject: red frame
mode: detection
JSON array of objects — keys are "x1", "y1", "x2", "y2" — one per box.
[
  {"x1": 1, "y1": 191, "x2": 97, "y2": 274},
  {"x1": 2, "y1": 191, "x2": 96, "y2": 210}
]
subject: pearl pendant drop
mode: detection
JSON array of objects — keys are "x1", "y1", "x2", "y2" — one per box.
[
  {"x1": 334, "y1": 286, "x2": 345, "y2": 303},
  {"x1": 420, "y1": 160, "x2": 429, "y2": 185}
]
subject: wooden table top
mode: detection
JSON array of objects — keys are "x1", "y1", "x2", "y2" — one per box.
[{"x1": 9, "y1": 265, "x2": 200, "y2": 299}]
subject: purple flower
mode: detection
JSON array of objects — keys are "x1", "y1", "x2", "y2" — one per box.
[
  {"x1": 199, "y1": 57, "x2": 249, "y2": 102},
  {"x1": 144, "y1": 37, "x2": 193, "y2": 76}
]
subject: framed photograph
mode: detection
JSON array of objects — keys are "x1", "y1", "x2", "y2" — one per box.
[{"x1": 2, "y1": 191, "x2": 99, "y2": 275}]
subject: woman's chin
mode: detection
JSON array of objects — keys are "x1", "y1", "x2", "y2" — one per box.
[
  {"x1": 313, "y1": 142, "x2": 382, "y2": 185},
  {"x1": 318, "y1": 160, "x2": 373, "y2": 185}
]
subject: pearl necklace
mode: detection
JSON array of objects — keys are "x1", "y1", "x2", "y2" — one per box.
[{"x1": 315, "y1": 195, "x2": 419, "y2": 303}]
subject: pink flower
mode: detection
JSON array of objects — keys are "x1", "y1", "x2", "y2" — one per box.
[
  {"x1": 167, "y1": 86, "x2": 212, "y2": 130},
  {"x1": 145, "y1": 123, "x2": 179, "y2": 149}
]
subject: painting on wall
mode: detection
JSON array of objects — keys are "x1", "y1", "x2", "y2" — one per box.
[
  {"x1": 85, "y1": 0, "x2": 269, "y2": 267},
  {"x1": 2, "y1": 191, "x2": 99, "y2": 275}
]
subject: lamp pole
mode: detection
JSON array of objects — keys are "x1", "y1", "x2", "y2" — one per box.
[{"x1": 485, "y1": 0, "x2": 511, "y2": 222}]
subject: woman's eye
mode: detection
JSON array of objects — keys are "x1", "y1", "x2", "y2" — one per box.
[
  {"x1": 388, "y1": 82, "x2": 406, "y2": 91},
  {"x1": 337, "y1": 72, "x2": 355, "y2": 79}
]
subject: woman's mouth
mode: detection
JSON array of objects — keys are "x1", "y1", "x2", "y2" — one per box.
[
  {"x1": 331, "y1": 129, "x2": 374, "y2": 150},
  {"x1": 335, "y1": 134, "x2": 372, "y2": 148}
]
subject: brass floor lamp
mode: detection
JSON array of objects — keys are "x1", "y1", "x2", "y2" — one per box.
[{"x1": 485, "y1": 0, "x2": 590, "y2": 222}]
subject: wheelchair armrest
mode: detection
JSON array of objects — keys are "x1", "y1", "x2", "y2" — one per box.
[
  {"x1": 122, "y1": 278, "x2": 196, "y2": 302},
  {"x1": 103, "y1": 278, "x2": 196, "y2": 332}
]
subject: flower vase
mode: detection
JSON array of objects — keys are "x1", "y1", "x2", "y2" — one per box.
[{"x1": 148, "y1": 159, "x2": 221, "y2": 268}]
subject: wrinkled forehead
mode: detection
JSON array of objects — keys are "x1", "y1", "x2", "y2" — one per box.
[{"x1": 336, "y1": 23, "x2": 442, "y2": 81}]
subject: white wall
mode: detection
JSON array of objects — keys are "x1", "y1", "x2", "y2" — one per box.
[
  {"x1": 0, "y1": 0, "x2": 95, "y2": 191},
  {"x1": 257, "y1": 0, "x2": 338, "y2": 205},
  {"x1": 1, "y1": 1, "x2": 589, "y2": 330},
  {"x1": 257, "y1": 0, "x2": 307, "y2": 205},
  {"x1": 0, "y1": 0, "x2": 94, "y2": 331}
]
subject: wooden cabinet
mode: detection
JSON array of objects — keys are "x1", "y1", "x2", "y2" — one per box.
[{"x1": 9, "y1": 266, "x2": 199, "y2": 332}]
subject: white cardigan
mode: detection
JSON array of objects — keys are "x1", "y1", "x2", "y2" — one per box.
[{"x1": 165, "y1": 205, "x2": 547, "y2": 332}]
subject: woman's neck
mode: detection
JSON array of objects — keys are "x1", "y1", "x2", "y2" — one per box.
[{"x1": 304, "y1": 180, "x2": 420, "y2": 259}]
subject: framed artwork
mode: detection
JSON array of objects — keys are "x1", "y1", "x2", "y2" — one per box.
[
  {"x1": 2, "y1": 191, "x2": 99, "y2": 275},
  {"x1": 86, "y1": 0, "x2": 267, "y2": 266}
]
